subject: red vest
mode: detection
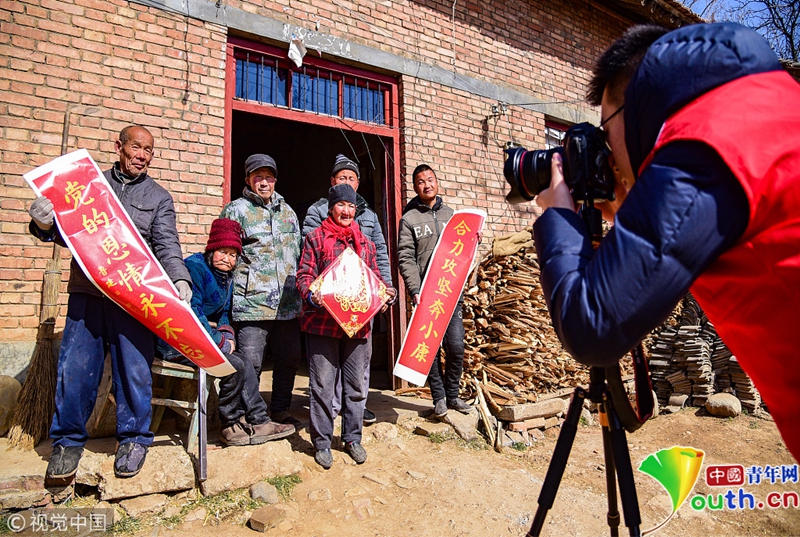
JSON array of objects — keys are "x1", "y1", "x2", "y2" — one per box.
[{"x1": 644, "y1": 71, "x2": 800, "y2": 461}]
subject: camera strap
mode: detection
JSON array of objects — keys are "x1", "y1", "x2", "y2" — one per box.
[{"x1": 605, "y1": 343, "x2": 654, "y2": 433}]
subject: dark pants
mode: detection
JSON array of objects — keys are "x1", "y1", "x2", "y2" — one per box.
[
  {"x1": 235, "y1": 319, "x2": 301, "y2": 414},
  {"x1": 306, "y1": 333, "x2": 370, "y2": 451},
  {"x1": 50, "y1": 293, "x2": 155, "y2": 447},
  {"x1": 165, "y1": 351, "x2": 268, "y2": 429},
  {"x1": 427, "y1": 303, "x2": 466, "y2": 404},
  {"x1": 332, "y1": 326, "x2": 372, "y2": 415}
]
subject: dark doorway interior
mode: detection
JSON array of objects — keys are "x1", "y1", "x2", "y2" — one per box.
[{"x1": 230, "y1": 110, "x2": 392, "y2": 385}]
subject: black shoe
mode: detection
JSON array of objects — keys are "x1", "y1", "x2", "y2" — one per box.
[
  {"x1": 363, "y1": 408, "x2": 377, "y2": 424},
  {"x1": 447, "y1": 398, "x2": 474, "y2": 414},
  {"x1": 345, "y1": 441, "x2": 367, "y2": 464},
  {"x1": 114, "y1": 442, "x2": 148, "y2": 478},
  {"x1": 271, "y1": 410, "x2": 303, "y2": 428},
  {"x1": 46, "y1": 445, "x2": 84, "y2": 479},
  {"x1": 315, "y1": 448, "x2": 333, "y2": 469},
  {"x1": 433, "y1": 399, "x2": 448, "y2": 418}
]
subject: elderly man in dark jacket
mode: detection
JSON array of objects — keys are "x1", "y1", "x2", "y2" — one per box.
[
  {"x1": 533, "y1": 23, "x2": 800, "y2": 460},
  {"x1": 28, "y1": 125, "x2": 193, "y2": 480},
  {"x1": 302, "y1": 154, "x2": 393, "y2": 424}
]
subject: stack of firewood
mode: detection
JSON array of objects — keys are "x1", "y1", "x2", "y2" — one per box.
[{"x1": 460, "y1": 230, "x2": 592, "y2": 407}]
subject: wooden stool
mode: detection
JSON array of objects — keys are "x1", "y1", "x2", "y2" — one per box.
[{"x1": 150, "y1": 359, "x2": 209, "y2": 481}]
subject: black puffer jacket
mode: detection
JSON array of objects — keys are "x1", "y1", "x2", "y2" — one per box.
[{"x1": 30, "y1": 163, "x2": 191, "y2": 296}]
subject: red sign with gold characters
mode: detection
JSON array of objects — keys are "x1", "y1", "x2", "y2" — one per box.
[
  {"x1": 394, "y1": 209, "x2": 486, "y2": 385},
  {"x1": 309, "y1": 247, "x2": 390, "y2": 338},
  {"x1": 23, "y1": 150, "x2": 235, "y2": 377}
]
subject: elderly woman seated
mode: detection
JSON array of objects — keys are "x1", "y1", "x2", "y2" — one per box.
[
  {"x1": 296, "y1": 184, "x2": 396, "y2": 469},
  {"x1": 158, "y1": 218, "x2": 295, "y2": 446}
]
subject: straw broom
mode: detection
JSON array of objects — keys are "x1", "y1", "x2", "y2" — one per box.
[
  {"x1": 6, "y1": 109, "x2": 79, "y2": 450},
  {"x1": 6, "y1": 244, "x2": 62, "y2": 450}
]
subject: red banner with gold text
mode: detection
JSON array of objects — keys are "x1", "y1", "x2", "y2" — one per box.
[
  {"x1": 24, "y1": 150, "x2": 234, "y2": 376},
  {"x1": 394, "y1": 209, "x2": 486, "y2": 385}
]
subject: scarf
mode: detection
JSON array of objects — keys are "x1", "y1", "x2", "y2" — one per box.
[{"x1": 320, "y1": 217, "x2": 364, "y2": 259}]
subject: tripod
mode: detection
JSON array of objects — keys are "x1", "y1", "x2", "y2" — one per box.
[{"x1": 527, "y1": 365, "x2": 646, "y2": 537}]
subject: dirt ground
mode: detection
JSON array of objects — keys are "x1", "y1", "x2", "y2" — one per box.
[{"x1": 143, "y1": 372, "x2": 799, "y2": 537}]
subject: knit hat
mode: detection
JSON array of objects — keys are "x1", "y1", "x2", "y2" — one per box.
[
  {"x1": 206, "y1": 218, "x2": 243, "y2": 254},
  {"x1": 245, "y1": 154, "x2": 278, "y2": 176},
  {"x1": 330, "y1": 153, "x2": 359, "y2": 180},
  {"x1": 328, "y1": 183, "x2": 357, "y2": 209}
]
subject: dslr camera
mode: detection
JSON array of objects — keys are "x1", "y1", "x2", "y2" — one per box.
[{"x1": 503, "y1": 122, "x2": 615, "y2": 206}]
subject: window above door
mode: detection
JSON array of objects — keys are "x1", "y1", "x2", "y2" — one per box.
[{"x1": 231, "y1": 38, "x2": 394, "y2": 128}]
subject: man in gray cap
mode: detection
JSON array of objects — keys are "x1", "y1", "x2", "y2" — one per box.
[
  {"x1": 302, "y1": 153, "x2": 393, "y2": 425},
  {"x1": 220, "y1": 153, "x2": 303, "y2": 432}
]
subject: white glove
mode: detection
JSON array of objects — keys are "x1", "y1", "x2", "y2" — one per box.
[
  {"x1": 176, "y1": 280, "x2": 192, "y2": 303},
  {"x1": 29, "y1": 196, "x2": 55, "y2": 231}
]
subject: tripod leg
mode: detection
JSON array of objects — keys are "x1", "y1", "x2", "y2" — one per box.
[
  {"x1": 599, "y1": 407, "x2": 621, "y2": 537},
  {"x1": 527, "y1": 388, "x2": 586, "y2": 537},
  {"x1": 605, "y1": 394, "x2": 642, "y2": 537}
]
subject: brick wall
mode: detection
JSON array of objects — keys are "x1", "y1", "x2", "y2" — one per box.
[
  {"x1": 0, "y1": 0, "x2": 229, "y2": 343},
  {"x1": 0, "y1": 0, "x2": 632, "y2": 349}
]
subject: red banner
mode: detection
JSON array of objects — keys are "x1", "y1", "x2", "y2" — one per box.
[
  {"x1": 309, "y1": 247, "x2": 389, "y2": 338},
  {"x1": 394, "y1": 209, "x2": 486, "y2": 385},
  {"x1": 24, "y1": 150, "x2": 234, "y2": 376}
]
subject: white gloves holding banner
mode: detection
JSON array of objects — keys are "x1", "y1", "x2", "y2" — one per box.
[
  {"x1": 176, "y1": 280, "x2": 193, "y2": 303},
  {"x1": 29, "y1": 196, "x2": 55, "y2": 231}
]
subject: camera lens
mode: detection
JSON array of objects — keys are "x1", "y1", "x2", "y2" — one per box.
[{"x1": 503, "y1": 146, "x2": 561, "y2": 204}]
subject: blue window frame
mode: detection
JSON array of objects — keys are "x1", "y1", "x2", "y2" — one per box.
[
  {"x1": 292, "y1": 71, "x2": 339, "y2": 116},
  {"x1": 233, "y1": 47, "x2": 389, "y2": 126},
  {"x1": 235, "y1": 57, "x2": 288, "y2": 106},
  {"x1": 344, "y1": 81, "x2": 384, "y2": 124}
]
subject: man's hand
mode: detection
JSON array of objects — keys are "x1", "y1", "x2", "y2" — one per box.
[
  {"x1": 176, "y1": 280, "x2": 192, "y2": 303},
  {"x1": 29, "y1": 196, "x2": 55, "y2": 231},
  {"x1": 382, "y1": 288, "x2": 398, "y2": 312},
  {"x1": 412, "y1": 294, "x2": 420, "y2": 307},
  {"x1": 534, "y1": 153, "x2": 576, "y2": 213},
  {"x1": 221, "y1": 335, "x2": 236, "y2": 353}
]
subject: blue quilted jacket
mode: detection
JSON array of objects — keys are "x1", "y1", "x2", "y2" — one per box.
[{"x1": 533, "y1": 23, "x2": 781, "y2": 366}]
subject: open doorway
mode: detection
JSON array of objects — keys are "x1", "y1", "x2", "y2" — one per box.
[{"x1": 229, "y1": 110, "x2": 394, "y2": 387}]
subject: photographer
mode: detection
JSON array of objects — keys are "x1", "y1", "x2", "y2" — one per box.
[{"x1": 532, "y1": 23, "x2": 800, "y2": 461}]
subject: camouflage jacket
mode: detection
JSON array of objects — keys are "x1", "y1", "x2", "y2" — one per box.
[{"x1": 220, "y1": 188, "x2": 302, "y2": 321}]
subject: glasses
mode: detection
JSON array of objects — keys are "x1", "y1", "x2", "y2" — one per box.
[
  {"x1": 600, "y1": 103, "x2": 625, "y2": 129},
  {"x1": 598, "y1": 103, "x2": 624, "y2": 150}
]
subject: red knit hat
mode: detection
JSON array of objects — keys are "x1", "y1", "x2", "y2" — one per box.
[{"x1": 206, "y1": 218, "x2": 243, "y2": 254}]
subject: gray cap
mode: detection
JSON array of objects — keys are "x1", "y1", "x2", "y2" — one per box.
[{"x1": 245, "y1": 154, "x2": 277, "y2": 176}]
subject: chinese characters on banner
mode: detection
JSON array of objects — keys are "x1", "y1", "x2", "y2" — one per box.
[
  {"x1": 24, "y1": 150, "x2": 234, "y2": 376},
  {"x1": 309, "y1": 247, "x2": 390, "y2": 338},
  {"x1": 394, "y1": 209, "x2": 486, "y2": 385}
]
